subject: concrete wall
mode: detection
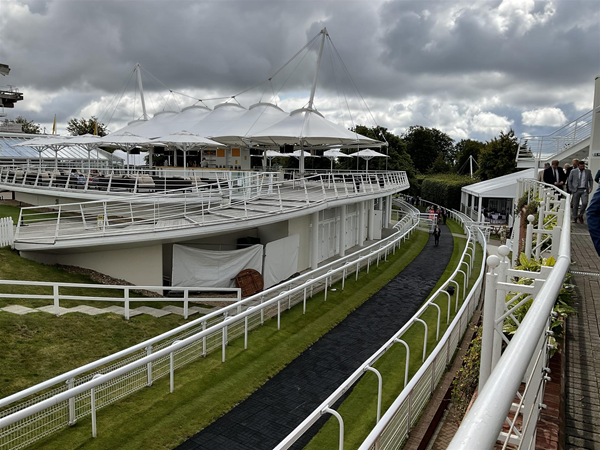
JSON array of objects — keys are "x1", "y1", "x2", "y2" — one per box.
[
  {"x1": 289, "y1": 214, "x2": 311, "y2": 272},
  {"x1": 22, "y1": 244, "x2": 164, "y2": 288},
  {"x1": 14, "y1": 192, "x2": 81, "y2": 209},
  {"x1": 257, "y1": 221, "x2": 289, "y2": 244}
]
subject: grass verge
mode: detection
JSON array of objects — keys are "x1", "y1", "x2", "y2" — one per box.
[
  {"x1": 303, "y1": 233, "x2": 483, "y2": 450},
  {"x1": 13, "y1": 232, "x2": 429, "y2": 450}
]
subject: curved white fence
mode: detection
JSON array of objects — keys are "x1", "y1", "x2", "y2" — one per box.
[
  {"x1": 275, "y1": 201, "x2": 487, "y2": 450},
  {"x1": 14, "y1": 170, "x2": 409, "y2": 247},
  {"x1": 448, "y1": 179, "x2": 570, "y2": 450},
  {"x1": 0, "y1": 199, "x2": 418, "y2": 450}
]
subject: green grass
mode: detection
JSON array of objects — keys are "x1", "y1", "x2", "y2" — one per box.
[
  {"x1": 0, "y1": 204, "x2": 58, "y2": 224},
  {"x1": 0, "y1": 247, "x2": 213, "y2": 309},
  {"x1": 303, "y1": 233, "x2": 484, "y2": 450},
  {"x1": 28, "y1": 231, "x2": 429, "y2": 450},
  {"x1": 446, "y1": 217, "x2": 466, "y2": 236}
]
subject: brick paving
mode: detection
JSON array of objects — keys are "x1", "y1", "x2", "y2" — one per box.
[
  {"x1": 176, "y1": 226, "x2": 455, "y2": 450},
  {"x1": 566, "y1": 221, "x2": 600, "y2": 449}
]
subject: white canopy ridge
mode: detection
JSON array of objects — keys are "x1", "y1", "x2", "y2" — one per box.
[
  {"x1": 189, "y1": 103, "x2": 247, "y2": 138},
  {"x1": 211, "y1": 103, "x2": 288, "y2": 146}
]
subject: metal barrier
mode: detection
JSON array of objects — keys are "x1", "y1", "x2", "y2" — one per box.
[
  {"x1": 0, "y1": 202, "x2": 419, "y2": 450},
  {"x1": 448, "y1": 179, "x2": 570, "y2": 449},
  {"x1": 14, "y1": 170, "x2": 409, "y2": 247},
  {"x1": 276, "y1": 201, "x2": 487, "y2": 450},
  {"x1": 516, "y1": 106, "x2": 597, "y2": 163}
]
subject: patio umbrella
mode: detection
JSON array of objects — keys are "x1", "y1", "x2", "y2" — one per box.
[
  {"x1": 351, "y1": 148, "x2": 389, "y2": 172},
  {"x1": 16, "y1": 136, "x2": 70, "y2": 171},
  {"x1": 56, "y1": 134, "x2": 102, "y2": 173},
  {"x1": 323, "y1": 148, "x2": 352, "y2": 171},
  {"x1": 150, "y1": 131, "x2": 222, "y2": 176},
  {"x1": 101, "y1": 132, "x2": 150, "y2": 173}
]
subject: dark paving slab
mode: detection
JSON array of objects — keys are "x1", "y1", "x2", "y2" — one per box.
[
  {"x1": 176, "y1": 226, "x2": 454, "y2": 450},
  {"x1": 566, "y1": 222, "x2": 600, "y2": 449}
]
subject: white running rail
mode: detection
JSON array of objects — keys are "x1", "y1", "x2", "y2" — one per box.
[
  {"x1": 276, "y1": 201, "x2": 486, "y2": 450},
  {"x1": 448, "y1": 179, "x2": 570, "y2": 450},
  {"x1": 0, "y1": 202, "x2": 418, "y2": 450}
]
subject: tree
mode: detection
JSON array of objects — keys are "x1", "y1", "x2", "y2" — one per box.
[
  {"x1": 338, "y1": 125, "x2": 417, "y2": 187},
  {"x1": 454, "y1": 139, "x2": 485, "y2": 175},
  {"x1": 66, "y1": 116, "x2": 108, "y2": 136},
  {"x1": 476, "y1": 130, "x2": 518, "y2": 180},
  {"x1": 402, "y1": 126, "x2": 454, "y2": 173},
  {"x1": 14, "y1": 116, "x2": 41, "y2": 134},
  {"x1": 430, "y1": 154, "x2": 451, "y2": 173}
]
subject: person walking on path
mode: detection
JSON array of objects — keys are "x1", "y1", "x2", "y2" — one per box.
[
  {"x1": 543, "y1": 159, "x2": 566, "y2": 190},
  {"x1": 568, "y1": 160, "x2": 593, "y2": 223},
  {"x1": 433, "y1": 223, "x2": 441, "y2": 247},
  {"x1": 587, "y1": 187, "x2": 600, "y2": 256}
]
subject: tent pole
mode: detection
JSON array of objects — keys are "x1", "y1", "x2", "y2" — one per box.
[
  {"x1": 135, "y1": 63, "x2": 149, "y2": 121},
  {"x1": 300, "y1": 143, "x2": 305, "y2": 177},
  {"x1": 308, "y1": 28, "x2": 327, "y2": 110}
]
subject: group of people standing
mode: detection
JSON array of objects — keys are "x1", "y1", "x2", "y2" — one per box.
[{"x1": 542, "y1": 158, "x2": 596, "y2": 224}]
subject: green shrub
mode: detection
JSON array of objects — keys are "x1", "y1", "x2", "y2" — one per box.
[{"x1": 419, "y1": 174, "x2": 477, "y2": 209}]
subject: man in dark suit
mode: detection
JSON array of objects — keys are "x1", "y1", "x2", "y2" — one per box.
[{"x1": 543, "y1": 159, "x2": 566, "y2": 189}]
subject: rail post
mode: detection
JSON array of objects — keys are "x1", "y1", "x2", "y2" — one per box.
[
  {"x1": 525, "y1": 214, "x2": 535, "y2": 259},
  {"x1": 146, "y1": 345, "x2": 153, "y2": 386},
  {"x1": 493, "y1": 246, "x2": 510, "y2": 367},
  {"x1": 90, "y1": 374, "x2": 102, "y2": 438},
  {"x1": 479, "y1": 255, "x2": 500, "y2": 389},
  {"x1": 53, "y1": 284, "x2": 60, "y2": 316},
  {"x1": 67, "y1": 378, "x2": 76, "y2": 425},
  {"x1": 322, "y1": 407, "x2": 344, "y2": 450}
]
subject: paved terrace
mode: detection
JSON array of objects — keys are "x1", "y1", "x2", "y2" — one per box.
[
  {"x1": 175, "y1": 225, "x2": 453, "y2": 450},
  {"x1": 14, "y1": 172, "x2": 408, "y2": 250},
  {"x1": 565, "y1": 222, "x2": 600, "y2": 449}
]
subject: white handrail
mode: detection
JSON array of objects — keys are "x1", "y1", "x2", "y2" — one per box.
[{"x1": 447, "y1": 180, "x2": 570, "y2": 449}]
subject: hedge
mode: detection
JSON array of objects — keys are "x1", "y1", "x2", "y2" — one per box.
[{"x1": 418, "y1": 174, "x2": 477, "y2": 210}]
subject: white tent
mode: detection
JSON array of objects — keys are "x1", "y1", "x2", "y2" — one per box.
[
  {"x1": 110, "y1": 119, "x2": 148, "y2": 136},
  {"x1": 189, "y1": 103, "x2": 247, "y2": 137},
  {"x1": 290, "y1": 150, "x2": 319, "y2": 158},
  {"x1": 249, "y1": 107, "x2": 379, "y2": 174},
  {"x1": 211, "y1": 103, "x2": 288, "y2": 147},
  {"x1": 351, "y1": 148, "x2": 388, "y2": 172},
  {"x1": 117, "y1": 111, "x2": 179, "y2": 139},
  {"x1": 56, "y1": 134, "x2": 102, "y2": 173},
  {"x1": 16, "y1": 136, "x2": 70, "y2": 171},
  {"x1": 162, "y1": 105, "x2": 212, "y2": 136},
  {"x1": 461, "y1": 169, "x2": 537, "y2": 223}
]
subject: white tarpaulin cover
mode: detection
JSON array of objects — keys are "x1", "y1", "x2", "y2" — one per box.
[
  {"x1": 263, "y1": 234, "x2": 299, "y2": 288},
  {"x1": 172, "y1": 244, "x2": 263, "y2": 288}
]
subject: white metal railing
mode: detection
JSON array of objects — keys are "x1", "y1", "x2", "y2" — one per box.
[
  {"x1": 14, "y1": 171, "x2": 409, "y2": 247},
  {"x1": 0, "y1": 281, "x2": 240, "y2": 320},
  {"x1": 448, "y1": 179, "x2": 570, "y2": 450},
  {"x1": 0, "y1": 203, "x2": 419, "y2": 450},
  {"x1": 516, "y1": 107, "x2": 597, "y2": 163},
  {"x1": 276, "y1": 201, "x2": 487, "y2": 450},
  {"x1": 0, "y1": 217, "x2": 14, "y2": 247}
]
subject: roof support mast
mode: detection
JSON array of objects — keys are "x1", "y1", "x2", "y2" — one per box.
[
  {"x1": 300, "y1": 27, "x2": 327, "y2": 176},
  {"x1": 135, "y1": 63, "x2": 148, "y2": 121}
]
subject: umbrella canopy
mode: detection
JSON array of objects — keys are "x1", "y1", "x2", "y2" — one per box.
[
  {"x1": 101, "y1": 132, "x2": 150, "y2": 145},
  {"x1": 248, "y1": 108, "x2": 380, "y2": 146},
  {"x1": 55, "y1": 134, "x2": 101, "y2": 145},
  {"x1": 15, "y1": 136, "x2": 65, "y2": 147},
  {"x1": 290, "y1": 150, "x2": 319, "y2": 158},
  {"x1": 323, "y1": 149, "x2": 352, "y2": 159},
  {"x1": 151, "y1": 131, "x2": 222, "y2": 147},
  {"x1": 110, "y1": 119, "x2": 148, "y2": 136},
  {"x1": 351, "y1": 148, "x2": 389, "y2": 160},
  {"x1": 211, "y1": 103, "x2": 289, "y2": 146},
  {"x1": 265, "y1": 150, "x2": 289, "y2": 158}
]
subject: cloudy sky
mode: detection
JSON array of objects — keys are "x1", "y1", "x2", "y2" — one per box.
[{"x1": 1, "y1": 0, "x2": 599, "y2": 141}]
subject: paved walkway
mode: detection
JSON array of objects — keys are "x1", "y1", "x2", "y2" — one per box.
[
  {"x1": 0, "y1": 303, "x2": 216, "y2": 317},
  {"x1": 565, "y1": 222, "x2": 600, "y2": 449},
  {"x1": 176, "y1": 226, "x2": 455, "y2": 450}
]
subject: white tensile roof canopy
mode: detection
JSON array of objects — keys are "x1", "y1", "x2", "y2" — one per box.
[
  {"x1": 462, "y1": 169, "x2": 537, "y2": 199},
  {"x1": 189, "y1": 103, "x2": 248, "y2": 138}
]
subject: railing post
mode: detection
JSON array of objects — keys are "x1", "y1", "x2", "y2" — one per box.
[
  {"x1": 395, "y1": 338, "x2": 410, "y2": 388},
  {"x1": 415, "y1": 318, "x2": 428, "y2": 362},
  {"x1": 493, "y1": 246, "x2": 510, "y2": 368},
  {"x1": 169, "y1": 340, "x2": 181, "y2": 393},
  {"x1": 525, "y1": 214, "x2": 535, "y2": 260},
  {"x1": 222, "y1": 313, "x2": 228, "y2": 363},
  {"x1": 53, "y1": 284, "x2": 60, "y2": 316},
  {"x1": 90, "y1": 374, "x2": 102, "y2": 438},
  {"x1": 322, "y1": 407, "x2": 344, "y2": 450},
  {"x1": 183, "y1": 289, "x2": 189, "y2": 319},
  {"x1": 124, "y1": 287, "x2": 130, "y2": 320},
  {"x1": 365, "y1": 366, "x2": 383, "y2": 423},
  {"x1": 146, "y1": 345, "x2": 153, "y2": 386},
  {"x1": 67, "y1": 378, "x2": 76, "y2": 425},
  {"x1": 479, "y1": 255, "x2": 500, "y2": 389}
]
